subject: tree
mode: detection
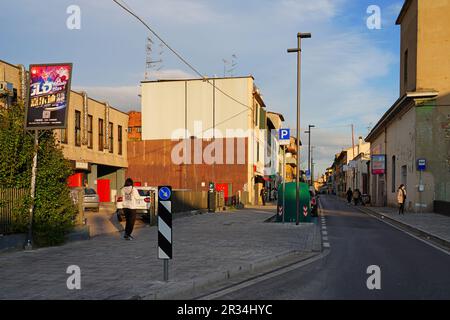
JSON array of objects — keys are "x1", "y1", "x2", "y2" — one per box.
[{"x1": 0, "y1": 103, "x2": 76, "y2": 246}]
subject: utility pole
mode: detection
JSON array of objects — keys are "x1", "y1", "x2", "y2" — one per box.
[
  {"x1": 351, "y1": 124, "x2": 356, "y2": 190},
  {"x1": 305, "y1": 125, "x2": 315, "y2": 186},
  {"x1": 288, "y1": 32, "x2": 311, "y2": 225}
]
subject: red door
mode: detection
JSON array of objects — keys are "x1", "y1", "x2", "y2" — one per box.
[
  {"x1": 216, "y1": 183, "x2": 229, "y2": 202},
  {"x1": 97, "y1": 179, "x2": 111, "y2": 203}
]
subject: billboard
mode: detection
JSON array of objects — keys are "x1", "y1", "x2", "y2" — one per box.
[
  {"x1": 371, "y1": 154, "x2": 386, "y2": 175},
  {"x1": 25, "y1": 63, "x2": 73, "y2": 130}
]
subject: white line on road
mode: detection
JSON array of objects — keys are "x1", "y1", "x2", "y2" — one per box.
[
  {"x1": 323, "y1": 242, "x2": 330, "y2": 248},
  {"x1": 197, "y1": 251, "x2": 330, "y2": 300},
  {"x1": 323, "y1": 236, "x2": 329, "y2": 241},
  {"x1": 322, "y1": 231, "x2": 328, "y2": 236}
]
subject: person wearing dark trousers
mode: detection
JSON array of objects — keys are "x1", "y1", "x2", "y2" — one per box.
[
  {"x1": 121, "y1": 178, "x2": 140, "y2": 240},
  {"x1": 346, "y1": 188, "x2": 353, "y2": 204},
  {"x1": 260, "y1": 187, "x2": 267, "y2": 206},
  {"x1": 397, "y1": 184, "x2": 407, "y2": 215}
]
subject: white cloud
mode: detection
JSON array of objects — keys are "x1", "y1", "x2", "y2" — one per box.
[{"x1": 279, "y1": 0, "x2": 344, "y2": 20}]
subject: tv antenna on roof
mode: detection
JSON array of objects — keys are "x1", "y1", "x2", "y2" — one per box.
[{"x1": 145, "y1": 35, "x2": 164, "y2": 80}]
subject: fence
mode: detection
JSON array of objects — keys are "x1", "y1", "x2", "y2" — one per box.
[{"x1": 0, "y1": 188, "x2": 28, "y2": 235}]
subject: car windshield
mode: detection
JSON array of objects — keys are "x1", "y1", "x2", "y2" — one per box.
[
  {"x1": 84, "y1": 188, "x2": 96, "y2": 195},
  {"x1": 138, "y1": 189, "x2": 151, "y2": 197}
]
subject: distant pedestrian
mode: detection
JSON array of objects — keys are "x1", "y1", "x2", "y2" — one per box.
[
  {"x1": 260, "y1": 187, "x2": 267, "y2": 206},
  {"x1": 397, "y1": 184, "x2": 407, "y2": 215},
  {"x1": 346, "y1": 188, "x2": 353, "y2": 204},
  {"x1": 121, "y1": 178, "x2": 140, "y2": 240},
  {"x1": 353, "y1": 189, "x2": 361, "y2": 206}
]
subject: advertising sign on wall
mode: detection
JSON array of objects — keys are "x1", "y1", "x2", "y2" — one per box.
[
  {"x1": 25, "y1": 63, "x2": 73, "y2": 130},
  {"x1": 371, "y1": 154, "x2": 386, "y2": 175}
]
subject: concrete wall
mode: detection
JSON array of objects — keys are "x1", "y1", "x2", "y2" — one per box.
[{"x1": 141, "y1": 77, "x2": 253, "y2": 140}]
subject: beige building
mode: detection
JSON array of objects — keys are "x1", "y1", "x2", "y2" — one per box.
[
  {"x1": 129, "y1": 76, "x2": 272, "y2": 205},
  {"x1": 1, "y1": 59, "x2": 129, "y2": 203},
  {"x1": 366, "y1": 0, "x2": 450, "y2": 213}
]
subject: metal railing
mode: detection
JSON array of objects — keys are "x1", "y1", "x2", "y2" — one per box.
[{"x1": 0, "y1": 188, "x2": 27, "y2": 235}]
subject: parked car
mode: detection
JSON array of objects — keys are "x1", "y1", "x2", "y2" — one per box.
[
  {"x1": 70, "y1": 187, "x2": 100, "y2": 212},
  {"x1": 309, "y1": 188, "x2": 318, "y2": 217},
  {"x1": 116, "y1": 187, "x2": 156, "y2": 222},
  {"x1": 82, "y1": 188, "x2": 100, "y2": 212}
]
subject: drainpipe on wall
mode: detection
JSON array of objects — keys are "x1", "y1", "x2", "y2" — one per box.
[
  {"x1": 104, "y1": 102, "x2": 110, "y2": 150},
  {"x1": 82, "y1": 92, "x2": 88, "y2": 145}
]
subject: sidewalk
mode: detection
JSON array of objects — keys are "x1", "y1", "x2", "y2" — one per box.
[
  {"x1": 0, "y1": 207, "x2": 321, "y2": 300},
  {"x1": 335, "y1": 196, "x2": 450, "y2": 249}
]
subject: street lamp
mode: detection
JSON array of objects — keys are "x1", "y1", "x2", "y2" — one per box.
[
  {"x1": 305, "y1": 125, "x2": 315, "y2": 186},
  {"x1": 288, "y1": 32, "x2": 311, "y2": 225}
]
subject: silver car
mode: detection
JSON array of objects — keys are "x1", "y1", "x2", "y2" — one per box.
[{"x1": 82, "y1": 188, "x2": 100, "y2": 212}]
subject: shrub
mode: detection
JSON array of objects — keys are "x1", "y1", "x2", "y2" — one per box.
[{"x1": 0, "y1": 103, "x2": 77, "y2": 246}]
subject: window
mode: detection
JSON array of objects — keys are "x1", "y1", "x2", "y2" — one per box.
[
  {"x1": 87, "y1": 115, "x2": 93, "y2": 149},
  {"x1": 98, "y1": 119, "x2": 104, "y2": 151},
  {"x1": 392, "y1": 156, "x2": 396, "y2": 193},
  {"x1": 137, "y1": 127, "x2": 142, "y2": 133},
  {"x1": 75, "y1": 110, "x2": 81, "y2": 147},
  {"x1": 404, "y1": 50, "x2": 408, "y2": 86},
  {"x1": 118, "y1": 125, "x2": 123, "y2": 155},
  {"x1": 108, "y1": 122, "x2": 113, "y2": 153},
  {"x1": 60, "y1": 129, "x2": 67, "y2": 144}
]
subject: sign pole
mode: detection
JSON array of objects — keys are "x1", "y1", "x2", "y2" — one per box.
[
  {"x1": 158, "y1": 186, "x2": 172, "y2": 282},
  {"x1": 25, "y1": 129, "x2": 39, "y2": 250},
  {"x1": 282, "y1": 146, "x2": 286, "y2": 224}
]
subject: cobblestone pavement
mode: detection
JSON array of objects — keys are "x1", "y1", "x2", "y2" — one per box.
[{"x1": 0, "y1": 208, "x2": 320, "y2": 300}]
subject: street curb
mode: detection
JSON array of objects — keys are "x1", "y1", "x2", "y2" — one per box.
[
  {"x1": 332, "y1": 196, "x2": 450, "y2": 252},
  {"x1": 139, "y1": 250, "x2": 320, "y2": 300}
]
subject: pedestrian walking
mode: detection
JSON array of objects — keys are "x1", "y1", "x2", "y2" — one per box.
[
  {"x1": 397, "y1": 184, "x2": 407, "y2": 215},
  {"x1": 121, "y1": 178, "x2": 140, "y2": 240},
  {"x1": 353, "y1": 189, "x2": 361, "y2": 206},
  {"x1": 346, "y1": 188, "x2": 353, "y2": 204},
  {"x1": 260, "y1": 187, "x2": 267, "y2": 206}
]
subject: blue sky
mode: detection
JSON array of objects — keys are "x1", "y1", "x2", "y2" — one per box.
[{"x1": 1, "y1": 0, "x2": 405, "y2": 175}]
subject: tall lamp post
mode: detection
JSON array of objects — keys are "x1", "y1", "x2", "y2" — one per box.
[
  {"x1": 288, "y1": 32, "x2": 311, "y2": 225},
  {"x1": 305, "y1": 124, "x2": 315, "y2": 186}
]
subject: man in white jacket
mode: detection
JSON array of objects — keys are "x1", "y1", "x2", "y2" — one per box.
[{"x1": 121, "y1": 178, "x2": 140, "y2": 240}]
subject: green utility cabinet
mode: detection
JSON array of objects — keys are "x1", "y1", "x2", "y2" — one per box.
[{"x1": 277, "y1": 182, "x2": 311, "y2": 223}]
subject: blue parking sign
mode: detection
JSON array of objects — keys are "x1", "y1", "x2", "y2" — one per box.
[{"x1": 279, "y1": 129, "x2": 290, "y2": 145}]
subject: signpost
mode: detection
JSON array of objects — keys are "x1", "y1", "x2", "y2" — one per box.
[
  {"x1": 279, "y1": 129, "x2": 290, "y2": 224},
  {"x1": 417, "y1": 159, "x2": 426, "y2": 214},
  {"x1": 158, "y1": 186, "x2": 172, "y2": 281},
  {"x1": 24, "y1": 63, "x2": 72, "y2": 250}
]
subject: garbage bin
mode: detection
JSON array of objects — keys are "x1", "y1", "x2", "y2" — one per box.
[
  {"x1": 276, "y1": 182, "x2": 311, "y2": 223},
  {"x1": 208, "y1": 190, "x2": 217, "y2": 213}
]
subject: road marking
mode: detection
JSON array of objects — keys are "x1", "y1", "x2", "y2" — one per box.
[
  {"x1": 196, "y1": 250, "x2": 330, "y2": 300},
  {"x1": 323, "y1": 236, "x2": 328, "y2": 241},
  {"x1": 322, "y1": 231, "x2": 328, "y2": 236},
  {"x1": 323, "y1": 242, "x2": 330, "y2": 248}
]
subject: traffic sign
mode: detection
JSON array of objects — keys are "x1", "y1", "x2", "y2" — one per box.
[
  {"x1": 279, "y1": 129, "x2": 291, "y2": 146},
  {"x1": 158, "y1": 186, "x2": 172, "y2": 261},
  {"x1": 417, "y1": 159, "x2": 427, "y2": 171},
  {"x1": 159, "y1": 186, "x2": 171, "y2": 201},
  {"x1": 303, "y1": 205, "x2": 308, "y2": 217}
]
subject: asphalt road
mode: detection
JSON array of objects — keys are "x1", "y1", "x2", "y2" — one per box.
[{"x1": 214, "y1": 195, "x2": 450, "y2": 300}]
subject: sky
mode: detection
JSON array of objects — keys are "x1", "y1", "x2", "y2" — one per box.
[{"x1": 0, "y1": 0, "x2": 405, "y2": 177}]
